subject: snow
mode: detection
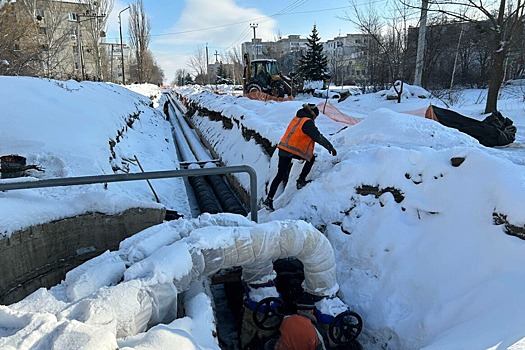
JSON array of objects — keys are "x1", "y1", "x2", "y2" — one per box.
[
  {"x1": 0, "y1": 76, "x2": 191, "y2": 237},
  {"x1": 1, "y1": 75, "x2": 525, "y2": 349}
]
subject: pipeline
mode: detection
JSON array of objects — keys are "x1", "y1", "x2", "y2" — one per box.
[
  {"x1": 166, "y1": 94, "x2": 221, "y2": 214},
  {"x1": 58, "y1": 219, "x2": 340, "y2": 338},
  {"x1": 165, "y1": 92, "x2": 247, "y2": 216}
]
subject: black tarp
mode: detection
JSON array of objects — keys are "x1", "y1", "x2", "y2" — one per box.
[{"x1": 426, "y1": 105, "x2": 517, "y2": 147}]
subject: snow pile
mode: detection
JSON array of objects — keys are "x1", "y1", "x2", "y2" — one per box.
[
  {"x1": 1, "y1": 77, "x2": 525, "y2": 349},
  {"x1": 181, "y1": 85, "x2": 525, "y2": 349},
  {"x1": 0, "y1": 77, "x2": 191, "y2": 237}
]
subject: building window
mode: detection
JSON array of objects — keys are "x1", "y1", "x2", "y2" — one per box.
[
  {"x1": 68, "y1": 13, "x2": 77, "y2": 22},
  {"x1": 35, "y1": 9, "x2": 45, "y2": 20}
]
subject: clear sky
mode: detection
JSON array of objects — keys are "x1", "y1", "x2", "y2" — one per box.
[{"x1": 104, "y1": 0, "x2": 361, "y2": 83}]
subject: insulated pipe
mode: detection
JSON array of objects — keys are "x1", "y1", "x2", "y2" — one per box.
[
  {"x1": 200, "y1": 220, "x2": 339, "y2": 296},
  {"x1": 168, "y1": 93, "x2": 247, "y2": 216},
  {"x1": 169, "y1": 96, "x2": 222, "y2": 214},
  {"x1": 206, "y1": 172, "x2": 247, "y2": 216},
  {"x1": 170, "y1": 94, "x2": 213, "y2": 162},
  {"x1": 11, "y1": 219, "x2": 337, "y2": 343},
  {"x1": 118, "y1": 219, "x2": 339, "y2": 336}
]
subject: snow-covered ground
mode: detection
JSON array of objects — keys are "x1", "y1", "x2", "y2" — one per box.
[{"x1": 1, "y1": 76, "x2": 525, "y2": 349}]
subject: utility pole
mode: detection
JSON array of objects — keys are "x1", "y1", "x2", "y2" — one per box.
[
  {"x1": 119, "y1": 6, "x2": 130, "y2": 84},
  {"x1": 206, "y1": 43, "x2": 209, "y2": 85},
  {"x1": 250, "y1": 23, "x2": 258, "y2": 39},
  {"x1": 250, "y1": 23, "x2": 258, "y2": 59},
  {"x1": 75, "y1": 12, "x2": 106, "y2": 81},
  {"x1": 214, "y1": 50, "x2": 220, "y2": 63}
]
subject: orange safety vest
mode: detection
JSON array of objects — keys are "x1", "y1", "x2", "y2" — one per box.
[{"x1": 277, "y1": 116, "x2": 315, "y2": 161}]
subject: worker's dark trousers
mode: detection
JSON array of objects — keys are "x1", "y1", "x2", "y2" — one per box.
[{"x1": 267, "y1": 154, "x2": 315, "y2": 199}]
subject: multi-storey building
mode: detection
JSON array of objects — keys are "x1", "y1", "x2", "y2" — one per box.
[
  {"x1": 241, "y1": 35, "x2": 308, "y2": 61},
  {"x1": 242, "y1": 33, "x2": 370, "y2": 84},
  {"x1": 324, "y1": 34, "x2": 370, "y2": 85},
  {"x1": 101, "y1": 42, "x2": 131, "y2": 84},
  {"x1": 11, "y1": 0, "x2": 123, "y2": 81}
]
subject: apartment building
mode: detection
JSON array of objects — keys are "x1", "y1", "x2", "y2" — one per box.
[
  {"x1": 12, "y1": 0, "x2": 120, "y2": 81},
  {"x1": 324, "y1": 34, "x2": 370, "y2": 85},
  {"x1": 101, "y1": 42, "x2": 131, "y2": 84},
  {"x1": 242, "y1": 33, "x2": 369, "y2": 84},
  {"x1": 241, "y1": 35, "x2": 308, "y2": 60}
]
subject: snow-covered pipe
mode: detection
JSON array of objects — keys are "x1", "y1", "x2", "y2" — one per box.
[
  {"x1": 198, "y1": 220, "x2": 339, "y2": 296},
  {"x1": 171, "y1": 98, "x2": 213, "y2": 162},
  {"x1": 56, "y1": 219, "x2": 338, "y2": 339},
  {"x1": 169, "y1": 93, "x2": 246, "y2": 215},
  {"x1": 170, "y1": 108, "x2": 198, "y2": 163}
]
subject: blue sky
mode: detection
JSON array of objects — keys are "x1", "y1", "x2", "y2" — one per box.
[{"x1": 105, "y1": 0, "x2": 360, "y2": 83}]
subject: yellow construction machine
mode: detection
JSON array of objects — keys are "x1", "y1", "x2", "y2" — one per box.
[{"x1": 242, "y1": 53, "x2": 295, "y2": 98}]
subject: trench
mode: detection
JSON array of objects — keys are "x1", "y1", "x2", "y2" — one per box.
[
  {"x1": 166, "y1": 93, "x2": 248, "y2": 217},
  {"x1": 166, "y1": 94, "x2": 363, "y2": 350},
  {"x1": 1, "y1": 92, "x2": 364, "y2": 349},
  {"x1": 165, "y1": 92, "x2": 250, "y2": 349},
  {"x1": 0, "y1": 94, "x2": 250, "y2": 307}
]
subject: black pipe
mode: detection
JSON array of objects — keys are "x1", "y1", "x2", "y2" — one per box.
[
  {"x1": 166, "y1": 92, "x2": 250, "y2": 218},
  {"x1": 207, "y1": 174, "x2": 247, "y2": 216},
  {"x1": 189, "y1": 176, "x2": 222, "y2": 214}
]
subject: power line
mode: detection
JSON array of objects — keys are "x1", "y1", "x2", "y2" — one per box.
[{"x1": 105, "y1": 4, "x2": 357, "y2": 42}]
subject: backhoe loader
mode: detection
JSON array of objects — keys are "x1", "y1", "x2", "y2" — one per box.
[{"x1": 242, "y1": 52, "x2": 295, "y2": 98}]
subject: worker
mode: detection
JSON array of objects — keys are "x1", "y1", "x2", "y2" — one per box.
[
  {"x1": 263, "y1": 103, "x2": 337, "y2": 211},
  {"x1": 163, "y1": 99, "x2": 170, "y2": 121},
  {"x1": 257, "y1": 64, "x2": 269, "y2": 86},
  {"x1": 266, "y1": 293, "x2": 327, "y2": 350}
]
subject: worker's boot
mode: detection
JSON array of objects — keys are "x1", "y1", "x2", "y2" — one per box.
[
  {"x1": 296, "y1": 178, "x2": 311, "y2": 190},
  {"x1": 262, "y1": 197, "x2": 274, "y2": 211}
]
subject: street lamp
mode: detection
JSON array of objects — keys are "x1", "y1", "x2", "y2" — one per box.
[{"x1": 119, "y1": 5, "x2": 130, "y2": 85}]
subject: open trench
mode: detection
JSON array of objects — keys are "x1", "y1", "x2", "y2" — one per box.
[
  {"x1": 164, "y1": 92, "x2": 248, "y2": 349},
  {"x1": 0, "y1": 93, "x2": 363, "y2": 349},
  {"x1": 165, "y1": 94, "x2": 322, "y2": 350},
  {"x1": 165, "y1": 93, "x2": 247, "y2": 218},
  {"x1": 164, "y1": 93, "x2": 363, "y2": 350}
]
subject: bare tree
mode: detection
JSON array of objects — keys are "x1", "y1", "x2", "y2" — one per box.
[
  {"x1": 342, "y1": 4, "x2": 394, "y2": 86},
  {"x1": 15, "y1": 0, "x2": 78, "y2": 78},
  {"x1": 400, "y1": 0, "x2": 525, "y2": 112},
  {"x1": 128, "y1": 0, "x2": 150, "y2": 83},
  {"x1": 0, "y1": 0, "x2": 41, "y2": 76},
  {"x1": 142, "y1": 49, "x2": 164, "y2": 84},
  {"x1": 187, "y1": 46, "x2": 208, "y2": 84},
  {"x1": 173, "y1": 69, "x2": 186, "y2": 85},
  {"x1": 225, "y1": 47, "x2": 243, "y2": 84},
  {"x1": 76, "y1": 0, "x2": 113, "y2": 80}
]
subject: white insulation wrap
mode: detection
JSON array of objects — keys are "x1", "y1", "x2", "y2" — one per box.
[
  {"x1": 236, "y1": 220, "x2": 339, "y2": 296},
  {"x1": 113, "y1": 219, "x2": 338, "y2": 336},
  {"x1": 146, "y1": 219, "x2": 337, "y2": 333},
  {"x1": 194, "y1": 220, "x2": 339, "y2": 296},
  {"x1": 8, "y1": 217, "x2": 339, "y2": 344}
]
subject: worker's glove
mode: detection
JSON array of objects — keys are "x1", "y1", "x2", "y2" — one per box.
[{"x1": 329, "y1": 148, "x2": 337, "y2": 156}]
